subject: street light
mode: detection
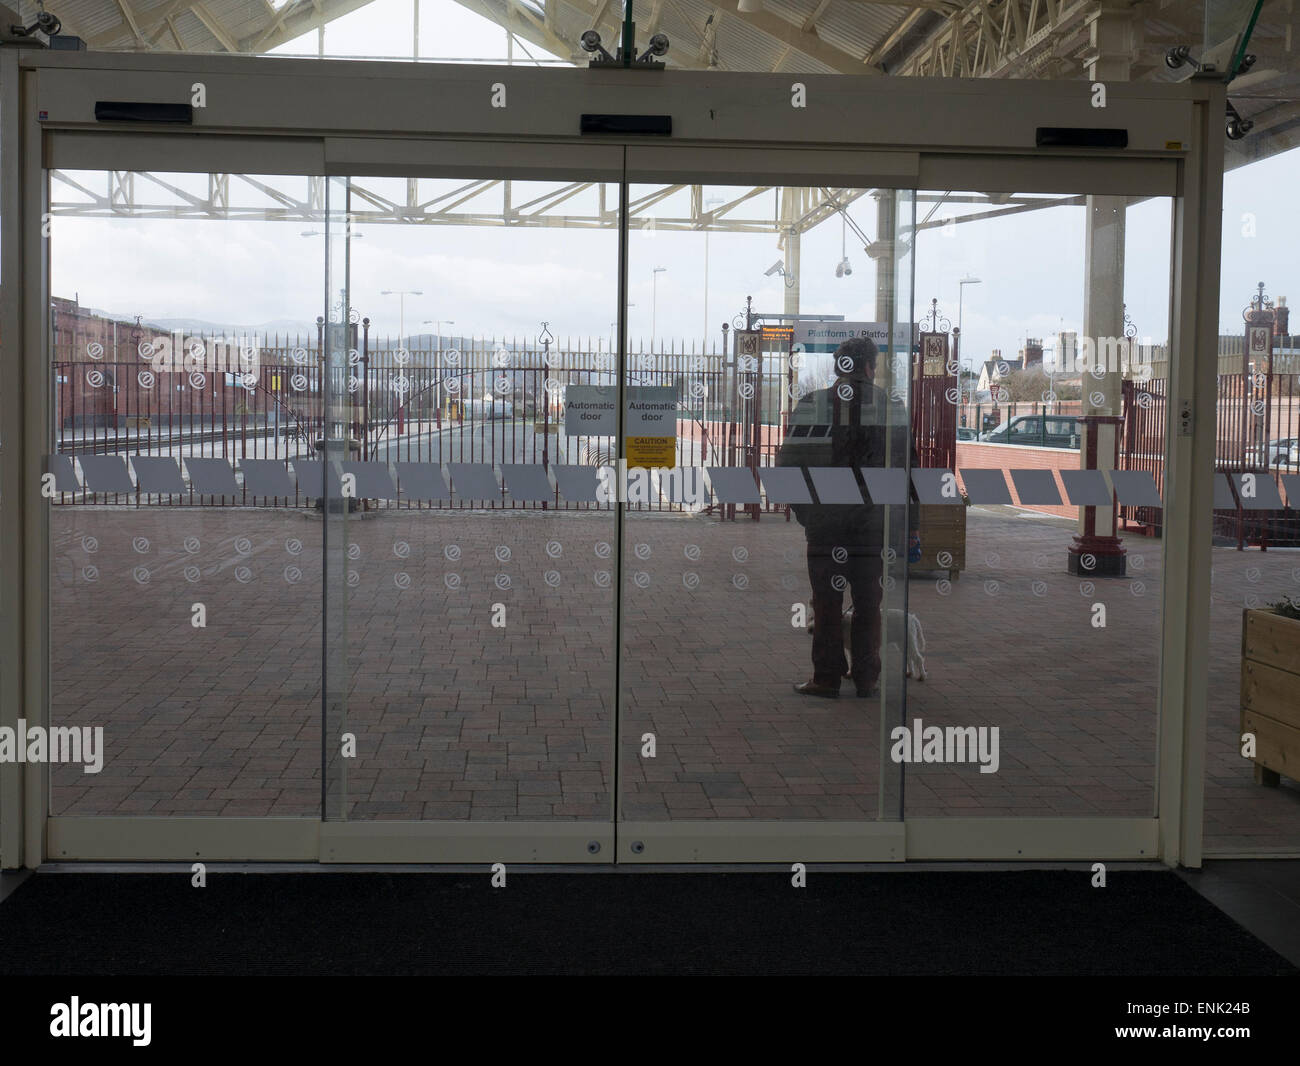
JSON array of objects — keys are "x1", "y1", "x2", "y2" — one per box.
[
  {"x1": 703, "y1": 195, "x2": 723, "y2": 347},
  {"x1": 381, "y1": 289, "x2": 422, "y2": 348},
  {"x1": 610, "y1": 304, "x2": 636, "y2": 352},
  {"x1": 957, "y1": 275, "x2": 982, "y2": 339},
  {"x1": 651, "y1": 267, "x2": 667, "y2": 349},
  {"x1": 422, "y1": 319, "x2": 454, "y2": 354}
]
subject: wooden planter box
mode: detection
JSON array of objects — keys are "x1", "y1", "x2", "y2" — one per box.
[
  {"x1": 911, "y1": 503, "x2": 967, "y2": 580},
  {"x1": 1241, "y1": 608, "x2": 1300, "y2": 786}
]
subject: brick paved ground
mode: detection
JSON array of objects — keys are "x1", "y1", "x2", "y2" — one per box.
[{"x1": 48, "y1": 503, "x2": 1300, "y2": 852}]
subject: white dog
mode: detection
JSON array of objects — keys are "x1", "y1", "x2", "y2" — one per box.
[{"x1": 809, "y1": 605, "x2": 928, "y2": 681}]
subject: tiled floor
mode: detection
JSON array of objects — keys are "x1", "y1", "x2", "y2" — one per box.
[{"x1": 46, "y1": 503, "x2": 1300, "y2": 851}]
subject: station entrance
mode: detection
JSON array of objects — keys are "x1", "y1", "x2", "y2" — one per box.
[{"x1": 0, "y1": 50, "x2": 1233, "y2": 866}]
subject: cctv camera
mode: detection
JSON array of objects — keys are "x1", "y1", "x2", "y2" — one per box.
[
  {"x1": 581, "y1": 30, "x2": 602, "y2": 52},
  {"x1": 764, "y1": 260, "x2": 784, "y2": 277}
]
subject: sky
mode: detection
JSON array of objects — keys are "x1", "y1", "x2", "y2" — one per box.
[{"x1": 42, "y1": 0, "x2": 1300, "y2": 369}]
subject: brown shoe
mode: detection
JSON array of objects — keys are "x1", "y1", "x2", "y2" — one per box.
[{"x1": 793, "y1": 680, "x2": 840, "y2": 698}]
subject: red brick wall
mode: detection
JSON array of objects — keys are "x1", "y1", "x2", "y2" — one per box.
[{"x1": 955, "y1": 441, "x2": 1081, "y2": 519}]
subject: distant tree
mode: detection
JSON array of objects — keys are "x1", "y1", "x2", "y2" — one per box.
[{"x1": 1000, "y1": 366, "x2": 1050, "y2": 402}]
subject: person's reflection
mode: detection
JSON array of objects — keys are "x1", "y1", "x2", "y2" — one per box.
[{"x1": 776, "y1": 337, "x2": 919, "y2": 698}]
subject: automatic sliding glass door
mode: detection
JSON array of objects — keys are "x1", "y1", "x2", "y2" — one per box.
[
  {"x1": 319, "y1": 166, "x2": 623, "y2": 861},
  {"x1": 37, "y1": 122, "x2": 1199, "y2": 865},
  {"x1": 615, "y1": 181, "x2": 915, "y2": 862}
]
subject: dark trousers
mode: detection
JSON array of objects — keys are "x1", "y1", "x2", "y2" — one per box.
[{"x1": 807, "y1": 545, "x2": 883, "y2": 690}]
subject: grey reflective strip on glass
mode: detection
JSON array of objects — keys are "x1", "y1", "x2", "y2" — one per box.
[
  {"x1": 758, "y1": 467, "x2": 812, "y2": 504},
  {"x1": 47, "y1": 454, "x2": 80, "y2": 492},
  {"x1": 551, "y1": 465, "x2": 600, "y2": 502},
  {"x1": 342, "y1": 461, "x2": 399, "y2": 500},
  {"x1": 131, "y1": 456, "x2": 186, "y2": 494},
  {"x1": 393, "y1": 462, "x2": 449, "y2": 501},
  {"x1": 960, "y1": 468, "x2": 1013, "y2": 505},
  {"x1": 1059, "y1": 468, "x2": 1112, "y2": 506},
  {"x1": 1213, "y1": 473, "x2": 1236, "y2": 510},
  {"x1": 447, "y1": 463, "x2": 501, "y2": 500},
  {"x1": 184, "y1": 457, "x2": 238, "y2": 496},
  {"x1": 1230, "y1": 472, "x2": 1285, "y2": 510},
  {"x1": 292, "y1": 459, "x2": 342, "y2": 498},
  {"x1": 808, "y1": 467, "x2": 863, "y2": 504},
  {"x1": 910, "y1": 469, "x2": 960, "y2": 504},
  {"x1": 78, "y1": 455, "x2": 134, "y2": 493},
  {"x1": 1009, "y1": 469, "x2": 1062, "y2": 506},
  {"x1": 1107, "y1": 470, "x2": 1162, "y2": 507},
  {"x1": 1283, "y1": 474, "x2": 1300, "y2": 509},
  {"x1": 706, "y1": 467, "x2": 762, "y2": 504},
  {"x1": 501, "y1": 464, "x2": 553, "y2": 502},
  {"x1": 240, "y1": 459, "x2": 295, "y2": 497},
  {"x1": 859, "y1": 468, "x2": 907, "y2": 505}
]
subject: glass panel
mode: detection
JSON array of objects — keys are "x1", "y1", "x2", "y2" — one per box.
[
  {"x1": 619, "y1": 184, "x2": 911, "y2": 825},
  {"x1": 46, "y1": 169, "x2": 327, "y2": 816},
  {"x1": 1205, "y1": 144, "x2": 1300, "y2": 854},
  {"x1": 906, "y1": 187, "x2": 1173, "y2": 818},
  {"x1": 323, "y1": 173, "x2": 619, "y2": 822}
]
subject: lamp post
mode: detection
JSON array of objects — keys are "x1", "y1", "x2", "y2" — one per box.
[
  {"x1": 381, "y1": 289, "x2": 422, "y2": 348},
  {"x1": 703, "y1": 196, "x2": 723, "y2": 348},
  {"x1": 957, "y1": 275, "x2": 982, "y2": 339},
  {"x1": 422, "y1": 319, "x2": 454, "y2": 354},
  {"x1": 651, "y1": 266, "x2": 667, "y2": 349}
]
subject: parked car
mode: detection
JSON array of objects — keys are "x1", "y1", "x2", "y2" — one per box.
[
  {"x1": 1271, "y1": 439, "x2": 1299, "y2": 469},
  {"x1": 979, "y1": 414, "x2": 1080, "y2": 448},
  {"x1": 1250, "y1": 437, "x2": 1299, "y2": 467},
  {"x1": 465, "y1": 397, "x2": 515, "y2": 419}
]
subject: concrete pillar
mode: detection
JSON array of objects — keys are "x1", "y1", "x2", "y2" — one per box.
[
  {"x1": 781, "y1": 190, "x2": 801, "y2": 422},
  {"x1": 875, "y1": 189, "x2": 897, "y2": 396},
  {"x1": 1069, "y1": 3, "x2": 1134, "y2": 576}
]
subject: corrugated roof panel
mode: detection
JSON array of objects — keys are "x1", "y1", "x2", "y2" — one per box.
[
  {"x1": 814, "y1": 3, "x2": 915, "y2": 64},
  {"x1": 220, "y1": 0, "x2": 283, "y2": 44}
]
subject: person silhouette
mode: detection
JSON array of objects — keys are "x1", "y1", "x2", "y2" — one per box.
[{"x1": 776, "y1": 336, "x2": 920, "y2": 698}]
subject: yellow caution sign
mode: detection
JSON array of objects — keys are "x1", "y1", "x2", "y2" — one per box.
[{"x1": 626, "y1": 436, "x2": 676, "y2": 469}]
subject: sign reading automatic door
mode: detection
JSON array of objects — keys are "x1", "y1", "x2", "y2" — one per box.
[
  {"x1": 624, "y1": 386, "x2": 677, "y2": 468},
  {"x1": 565, "y1": 385, "x2": 677, "y2": 468}
]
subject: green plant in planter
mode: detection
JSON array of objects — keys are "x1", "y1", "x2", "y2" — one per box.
[{"x1": 1270, "y1": 595, "x2": 1300, "y2": 620}]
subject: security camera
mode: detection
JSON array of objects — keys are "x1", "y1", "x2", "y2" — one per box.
[
  {"x1": 1226, "y1": 102, "x2": 1253, "y2": 141},
  {"x1": 580, "y1": 30, "x2": 601, "y2": 52},
  {"x1": 764, "y1": 260, "x2": 785, "y2": 277},
  {"x1": 835, "y1": 257, "x2": 852, "y2": 278},
  {"x1": 1227, "y1": 115, "x2": 1253, "y2": 140}
]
